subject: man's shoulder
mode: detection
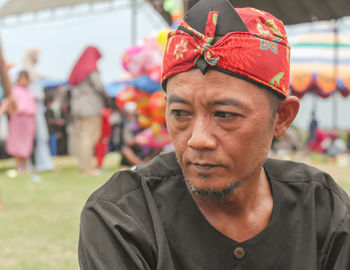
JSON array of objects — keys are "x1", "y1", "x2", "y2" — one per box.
[
  {"x1": 135, "y1": 151, "x2": 181, "y2": 177},
  {"x1": 265, "y1": 158, "x2": 350, "y2": 210},
  {"x1": 265, "y1": 158, "x2": 331, "y2": 183},
  {"x1": 87, "y1": 151, "x2": 181, "y2": 204}
]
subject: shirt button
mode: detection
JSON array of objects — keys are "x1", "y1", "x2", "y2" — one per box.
[{"x1": 233, "y1": 247, "x2": 246, "y2": 259}]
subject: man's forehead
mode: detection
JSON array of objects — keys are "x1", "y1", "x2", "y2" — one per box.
[
  {"x1": 167, "y1": 68, "x2": 260, "y2": 92},
  {"x1": 167, "y1": 92, "x2": 245, "y2": 109},
  {"x1": 166, "y1": 70, "x2": 266, "y2": 108}
]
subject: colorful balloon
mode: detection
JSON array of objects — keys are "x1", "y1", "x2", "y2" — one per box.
[
  {"x1": 149, "y1": 91, "x2": 166, "y2": 125},
  {"x1": 137, "y1": 115, "x2": 152, "y2": 128},
  {"x1": 156, "y1": 29, "x2": 170, "y2": 52},
  {"x1": 135, "y1": 90, "x2": 151, "y2": 117},
  {"x1": 115, "y1": 85, "x2": 137, "y2": 109},
  {"x1": 135, "y1": 126, "x2": 171, "y2": 149},
  {"x1": 121, "y1": 46, "x2": 144, "y2": 76}
]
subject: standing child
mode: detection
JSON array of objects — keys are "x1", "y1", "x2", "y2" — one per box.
[{"x1": 3, "y1": 70, "x2": 36, "y2": 172}]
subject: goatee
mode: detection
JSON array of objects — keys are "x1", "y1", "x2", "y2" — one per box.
[{"x1": 185, "y1": 178, "x2": 242, "y2": 200}]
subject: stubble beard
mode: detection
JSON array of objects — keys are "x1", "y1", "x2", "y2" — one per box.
[{"x1": 185, "y1": 175, "x2": 243, "y2": 200}]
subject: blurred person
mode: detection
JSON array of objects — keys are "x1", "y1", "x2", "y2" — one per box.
[
  {"x1": 322, "y1": 130, "x2": 347, "y2": 158},
  {"x1": 0, "y1": 42, "x2": 16, "y2": 115},
  {"x1": 347, "y1": 130, "x2": 350, "y2": 153},
  {"x1": 119, "y1": 102, "x2": 160, "y2": 168},
  {"x1": 271, "y1": 126, "x2": 302, "y2": 156},
  {"x1": 121, "y1": 137, "x2": 159, "y2": 167},
  {"x1": 108, "y1": 105, "x2": 123, "y2": 151},
  {"x1": 45, "y1": 95, "x2": 65, "y2": 156},
  {"x1": 68, "y1": 46, "x2": 107, "y2": 175},
  {"x1": 0, "y1": 102, "x2": 6, "y2": 115},
  {"x1": 306, "y1": 110, "x2": 318, "y2": 145},
  {"x1": 22, "y1": 46, "x2": 54, "y2": 171},
  {"x1": 119, "y1": 101, "x2": 144, "y2": 166},
  {"x1": 79, "y1": 1, "x2": 350, "y2": 269},
  {"x1": 307, "y1": 128, "x2": 329, "y2": 154},
  {"x1": 95, "y1": 107, "x2": 112, "y2": 169},
  {"x1": 0, "y1": 45, "x2": 16, "y2": 157},
  {"x1": 60, "y1": 87, "x2": 74, "y2": 155},
  {"x1": 0, "y1": 41, "x2": 15, "y2": 210},
  {"x1": 2, "y1": 70, "x2": 36, "y2": 171},
  {"x1": 49, "y1": 86, "x2": 69, "y2": 156}
]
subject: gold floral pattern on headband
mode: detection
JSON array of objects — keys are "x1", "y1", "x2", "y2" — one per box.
[{"x1": 173, "y1": 39, "x2": 188, "y2": 60}]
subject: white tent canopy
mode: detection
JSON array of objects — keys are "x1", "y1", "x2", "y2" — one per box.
[{"x1": 0, "y1": 0, "x2": 111, "y2": 18}]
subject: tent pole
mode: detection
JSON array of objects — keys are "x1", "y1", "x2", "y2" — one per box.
[
  {"x1": 332, "y1": 19, "x2": 339, "y2": 130},
  {"x1": 184, "y1": 0, "x2": 190, "y2": 13},
  {"x1": 311, "y1": 91, "x2": 317, "y2": 113},
  {"x1": 131, "y1": 0, "x2": 137, "y2": 45},
  {"x1": 0, "y1": 31, "x2": 12, "y2": 99},
  {"x1": 332, "y1": 93, "x2": 338, "y2": 130}
]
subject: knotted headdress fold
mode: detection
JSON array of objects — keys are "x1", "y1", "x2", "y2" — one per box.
[{"x1": 161, "y1": 0, "x2": 290, "y2": 98}]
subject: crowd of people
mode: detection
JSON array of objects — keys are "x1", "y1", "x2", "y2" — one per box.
[
  {"x1": 0, "y1": 47, "x2": 54, "y2": 174},
  {"x1": 272, "y1": 110, "x2": 350, "y2": 162},
  {"x1": 0, "y1": 45, "x2": 172, "y2": 176}
]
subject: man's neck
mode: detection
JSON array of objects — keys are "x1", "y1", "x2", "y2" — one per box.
[{"x1": 189, "y1": 167, "x2": 273, "y2": 243}]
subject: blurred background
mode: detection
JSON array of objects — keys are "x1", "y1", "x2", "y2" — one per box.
[{"x1": 0, "y1": 0, "x2": 349, "y2": 269}]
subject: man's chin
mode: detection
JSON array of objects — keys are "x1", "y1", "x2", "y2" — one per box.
[{"x1": 185, "y1": 178, "x2": 242, "y2": 199}]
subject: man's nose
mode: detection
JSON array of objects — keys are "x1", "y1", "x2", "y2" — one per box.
[{"x1": 187, "y1": 118, "x2": 217, "y2": 150}]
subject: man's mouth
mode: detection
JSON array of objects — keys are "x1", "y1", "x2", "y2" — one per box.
[{"x1": 191, "y1": 163, "x2": 219, "y2": 172}]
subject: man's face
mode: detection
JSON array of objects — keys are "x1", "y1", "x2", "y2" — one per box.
[{"x1": 166, "y1": 69, "x2": 277, "y2": 197}]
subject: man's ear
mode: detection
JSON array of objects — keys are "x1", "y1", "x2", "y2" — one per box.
[{"x1": 273, "y1": 96, "x2": 300, "y2": 138}]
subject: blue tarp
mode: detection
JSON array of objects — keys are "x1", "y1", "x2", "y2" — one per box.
[
  {"x1": 41, "y1": 75, "x2": 161, "y2": 97},
  {"x1": 40, "y1": 79, "x2": 70, "y2": 90},
  {"x1": 105, "y1": 76, "x2": 161, "y2": 97}
]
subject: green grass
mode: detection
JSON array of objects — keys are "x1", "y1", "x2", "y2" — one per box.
[
  {"x1": 0, "y1": 154, "x2": 349, "y2": 270},
  {"x1": 0, "y1": 154, "x2": 121, "y2": 270},
  {"x1": 339, "y1": 180, "x2": 350, "y2": 193}
]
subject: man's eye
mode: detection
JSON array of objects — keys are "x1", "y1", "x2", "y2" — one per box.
[
  {"x1": 214, "y1": 111, "x2": 238, "y2": 119},
  {"x1": 171, "y1": 109, "x2": 186, "y2": 117},
  {"x1": 170, "y1": 109, "x2": 192, "y2": 120}
]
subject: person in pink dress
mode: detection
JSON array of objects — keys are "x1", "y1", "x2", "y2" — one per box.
[{"x1": 3, "y1": 70, "x2": 37, "y2": 171}]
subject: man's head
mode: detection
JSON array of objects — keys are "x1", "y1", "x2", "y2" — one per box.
[{"x1": 162, "y1": 0, "x2": 300, "y2": 199}]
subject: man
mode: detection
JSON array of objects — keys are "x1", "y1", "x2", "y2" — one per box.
[{"x1": 79, "y1": 0, "x2": 350, "y2": 269}]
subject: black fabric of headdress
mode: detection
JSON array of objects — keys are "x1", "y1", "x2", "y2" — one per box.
[
  {"x1": 181, "y1": 0, "x2": 249, "y2": 74},
  {"x1": 184, "y1": 0, "x2": 249, "y2": 42}
]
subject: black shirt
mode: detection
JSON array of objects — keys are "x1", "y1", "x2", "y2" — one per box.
[{"x1": 79, "y1": 152, "x2": 350, "y2": 270}]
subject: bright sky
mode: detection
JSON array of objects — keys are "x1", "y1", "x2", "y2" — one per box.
[{"x1": 0, "y1": 1, "x2": 168, "y2": 83}]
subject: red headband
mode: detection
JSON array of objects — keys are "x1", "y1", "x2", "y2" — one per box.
[{"x1": 161, "y1": 8, "x2": 290, "y2": 98}]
